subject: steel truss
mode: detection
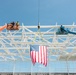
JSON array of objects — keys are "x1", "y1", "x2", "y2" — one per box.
[{"x1": 0, "y1": 24, "x2": 76, "y2": 61}]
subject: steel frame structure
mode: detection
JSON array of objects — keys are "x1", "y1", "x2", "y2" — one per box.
[{"x1": 0, "y1": 24, "x2": 76, "y2": 61}]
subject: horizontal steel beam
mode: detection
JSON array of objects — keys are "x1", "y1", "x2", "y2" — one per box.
[{"x1": 0, "y1": 47, "x2": 76, "y2": 49}]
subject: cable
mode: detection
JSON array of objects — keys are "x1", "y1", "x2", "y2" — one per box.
[{"x1": 38, "y1": 0, "x2": 40, "y2": 25}]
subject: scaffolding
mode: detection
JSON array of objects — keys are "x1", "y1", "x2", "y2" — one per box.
[{"x1": 0, "y1": 24, "x2": 76, "y2": 74}]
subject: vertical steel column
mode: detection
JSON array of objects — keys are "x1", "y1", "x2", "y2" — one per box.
[
  {"x1": 13, "y1": 61, "x2": 16, "y2": 75},
  {"x1": 66, "y1": 60, "x2": 69, "y2": 75},
  {"x1": 31, "y1": 62, "x2": 32, "y2": 75}
]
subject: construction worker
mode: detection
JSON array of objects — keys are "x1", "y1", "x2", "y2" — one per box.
[
  {"x1": 10, "y1": 22, "x2": 15, "y2": 26},
  {"x1": 16, "y1": 21, "x2": 20, "y2": 26}
]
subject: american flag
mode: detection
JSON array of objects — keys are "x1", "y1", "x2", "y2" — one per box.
[{"x1": 30, "y1": 45, "x2": 47, "y2": 66}]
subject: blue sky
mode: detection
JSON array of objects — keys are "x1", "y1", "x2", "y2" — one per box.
[
  {"x1": 0, "y1": 0, "x2": 76, "y2": 25},
  {"x1": 0, "y1": 0, "x2": 76, "y2": 73}
]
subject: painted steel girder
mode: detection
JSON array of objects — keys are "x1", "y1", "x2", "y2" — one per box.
[{"x1": 0, "y1": 25, "x2": 76, "y2": 61}]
